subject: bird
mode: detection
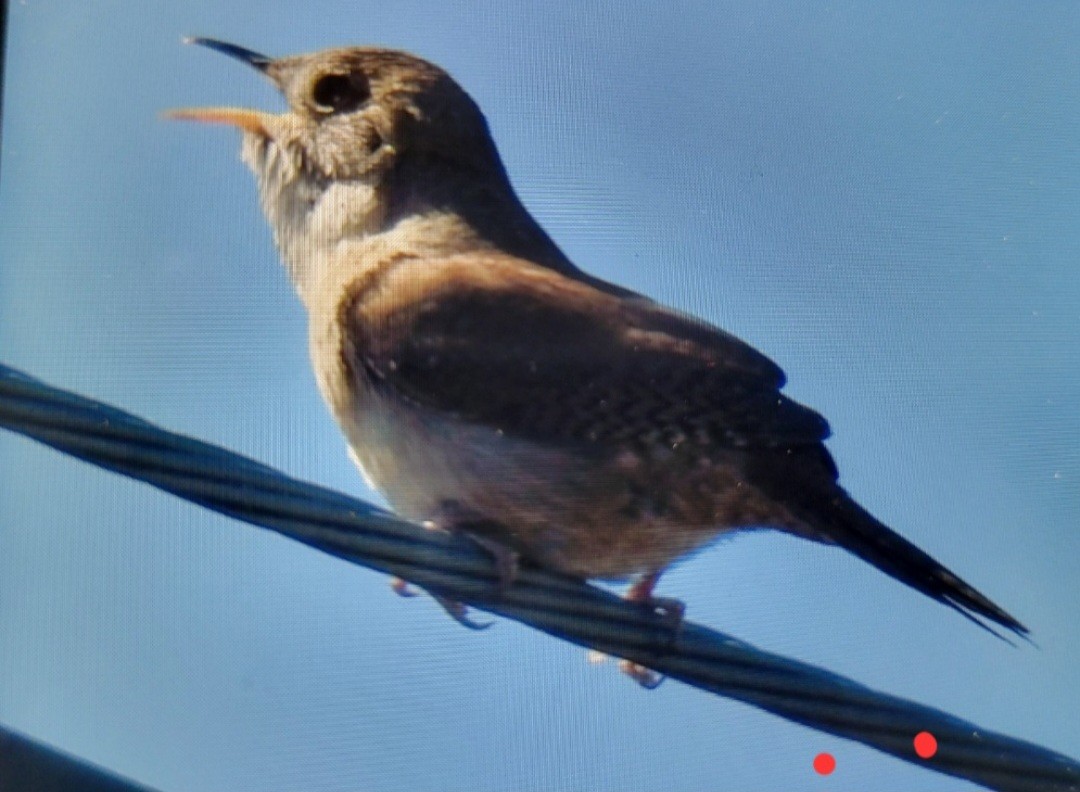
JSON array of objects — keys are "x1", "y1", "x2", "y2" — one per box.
[{"x1": 168, "y1": 38, "x2": 1027, "y2": 664}]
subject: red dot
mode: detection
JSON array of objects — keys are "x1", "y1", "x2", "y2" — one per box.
[
  {"x1": 813, "y1": 752, "x2": 836, "y2": 775},
  {"x1": 914, "y1": 731, "x2": 938, "y2": 759}
]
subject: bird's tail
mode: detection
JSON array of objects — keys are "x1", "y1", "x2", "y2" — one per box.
[{"x1": 790, "y1": 485, "x2": 1028, "y2": 640}]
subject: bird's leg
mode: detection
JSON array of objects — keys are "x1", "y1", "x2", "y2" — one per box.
[
  {"x1": 427, "y1": 527, "x2": 518, "y2": 629},
  {"x1": 388, "y1": 505, "x2": 518, "y2": 630},
  {"x1": 625, "y1": 570, "x2": 686, "y2": 630},
  {"x1": 465, "y1": 532, "x2": 521, "y2": 592},
  {"x1": 616, "y1": 570, "x2": 684, "y2": 689}
]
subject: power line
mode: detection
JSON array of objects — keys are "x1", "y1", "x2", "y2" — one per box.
[{"x1": 1, "y1": 362, "x2": 1076, "y2": 792}]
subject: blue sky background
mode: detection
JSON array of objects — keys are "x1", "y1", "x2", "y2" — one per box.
[{"x1": 1, "y1": 2, "x2": 1078, "y2": 790}]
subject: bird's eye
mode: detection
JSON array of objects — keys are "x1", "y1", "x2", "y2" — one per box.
[{"x1": 312, "y1": 73, "x2": 369, "y2": 114}]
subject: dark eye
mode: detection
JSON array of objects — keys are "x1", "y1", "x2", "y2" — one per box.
[{"x1": 312, "y1": 73, "x2": 369, "y2": 114}]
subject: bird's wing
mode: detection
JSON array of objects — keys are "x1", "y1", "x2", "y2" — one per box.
[
  {"x1": 342, "y1": 254, "x2": 1029, "y2": 638},
  {"x1": 345, "y1": 252, "x2": 831, "y2": 454}
]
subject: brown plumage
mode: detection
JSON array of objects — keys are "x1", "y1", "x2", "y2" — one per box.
[{"x1": 169, "y1": 38, "x2": 1027, "y2": 640}]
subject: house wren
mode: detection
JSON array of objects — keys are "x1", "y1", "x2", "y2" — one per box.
[{"x1": 168, "y1": 38, "x2": 1026, "y2": 650}]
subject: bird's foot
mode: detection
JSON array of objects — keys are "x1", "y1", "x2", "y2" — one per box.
[
  {"x1": 587, "y1": 650, "x2": 666, "y2": 689},
  {"x1": 609, "y1": 571, "x2": 684, "y2": 688},
  {"x1": 425, "y1": 532, "x2": 516, "y2": 629},
  {"x1": 390, "y1": 576, "x2": 418, "y2": 597},
  {"x1": 432, "y1": 594, "x2": 494, "y2": 630},
  {"x1": 388, "y1": 509, "x2": 518, "y2": 631},
  {"x1": 389, "y1": 576, "x2": 493, "y2": 630},
  {"x1": 617, "y1": 658, "x2": 665, "y2": 689}
]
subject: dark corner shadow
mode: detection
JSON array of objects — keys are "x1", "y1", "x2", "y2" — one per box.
[{"x1": 0, "y1": 725, "x2": 160, "y2": 792}]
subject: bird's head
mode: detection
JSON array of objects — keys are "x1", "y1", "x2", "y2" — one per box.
[
  {"x1": 170, "y1": 38, "x2": 498, "y2": 182},
  {"x1": 168, "y1": 39, "x2": 581, "y2": 300},
  {"x1": 167, "y1": 39, "x2": 511, "y2": 286}
]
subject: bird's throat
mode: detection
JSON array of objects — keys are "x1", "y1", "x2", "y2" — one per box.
[{"x1": 245, "y1": 132, "x2": 580, "y2": 306}]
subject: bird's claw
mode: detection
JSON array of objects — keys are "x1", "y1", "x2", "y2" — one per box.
[
  {"x1": 618, "y1": 659, "x2": 666, "y2": 689},
  {"x1": 390, "y1": 576, "x2": 419, "y2": 597},
  {"x1": 434, "y1": 595, "x2": 493, "y2": 630},
  {"x1": 388, "y1": 577, "x2": 492, "y2": 629},
  {"x1": 588, "y1": 650, "x2": 666, "y2": 689}
]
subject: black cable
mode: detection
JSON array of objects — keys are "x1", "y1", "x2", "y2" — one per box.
[{"x1": 1, "y1": 362, "x2": 1077, "y2": 792}]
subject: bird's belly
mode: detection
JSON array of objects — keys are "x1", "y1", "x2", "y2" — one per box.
[{"x1": 327, "y1": 387, "x2": 806, "y2": 579}]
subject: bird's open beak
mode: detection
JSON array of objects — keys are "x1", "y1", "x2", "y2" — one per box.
[
  {"x1": 163, "y1": 38, "x2": 278, "y2": 136},
  {"x1": 163, "y1": 106, "x2": 276, "y2": 136},
  {"x1": 180, "y1": 37, "x2": 273, "y2": 72}
]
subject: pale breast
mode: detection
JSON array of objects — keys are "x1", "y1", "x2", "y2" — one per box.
[{"x1": 310, "y1": 329, "x2": 795, "y2": 577}]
